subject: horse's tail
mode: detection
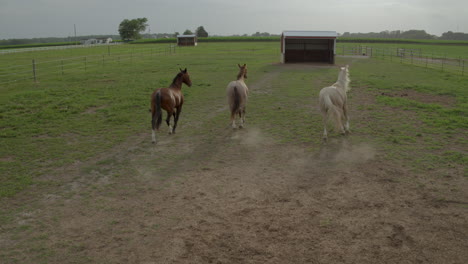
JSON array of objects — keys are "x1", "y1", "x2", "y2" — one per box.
[
  {"x1": 320, "y1": 93, "x2": 342, "y2": 131},
  {"x1": 231, "y1": 86, "x2": 241, "y2": 114},
  {"x1": 152, "y1": 91, "x2": 163, "y2": 130}
]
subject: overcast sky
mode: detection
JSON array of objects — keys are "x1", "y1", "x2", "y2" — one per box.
[{"x1": 1, "y1": 0, "x2": 467, "y2": 39}]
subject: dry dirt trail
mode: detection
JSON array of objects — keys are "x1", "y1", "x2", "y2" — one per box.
[{"x1": 2, "y1": 64, "x2": 467, "y2": 263}]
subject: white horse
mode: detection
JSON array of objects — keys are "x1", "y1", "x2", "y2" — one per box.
[
  {"x1": 226, "y1": 64, "x2": 249, "y2": 129},
  {"x1": 319, "y1": 65, "x2": 351, "y2": 141}
]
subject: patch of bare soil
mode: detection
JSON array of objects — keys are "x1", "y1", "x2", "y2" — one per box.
[
  {"x1": 1, "y1": 64, "x2": 467, "y2": 264},
  {"x1": 380, "y1": 90, "x2": 457, "y2": 107}
]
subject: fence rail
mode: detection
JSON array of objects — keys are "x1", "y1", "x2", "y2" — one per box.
[
  {"x1": 1, "y1": 44, "x2": 466, "y2": 86},
  {"x1": 0, "y1": 42, "x2": 122, "y2": 55},
  {"x1": 337, "y1": 45, "x2": 466, "y2": 76},
  {"x1": 0, "y1": 45, "x2": 177, "y2": 85}
]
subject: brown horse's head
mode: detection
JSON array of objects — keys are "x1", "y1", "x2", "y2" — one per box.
[
  {"x1": 237, "y1": 64, "x2": 247, "y2": 80},
  {"x1": 179, "y1": 68, "x2": 192, "y2": 87}
]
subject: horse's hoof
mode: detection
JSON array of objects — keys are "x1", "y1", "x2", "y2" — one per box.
[
  {"x1": 152, "y1": 141, "x2": 156, "y2": 144},
  {"x1": 239, "y1": 125, "x2": 244, "y2": 129}
]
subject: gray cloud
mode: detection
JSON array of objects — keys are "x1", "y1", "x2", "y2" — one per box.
[{"x1": 1, "y1": 0, "x2": 466, "y2": 39}]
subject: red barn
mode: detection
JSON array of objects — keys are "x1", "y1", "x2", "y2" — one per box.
[{"x1": 281, "y1": 31, "x2": 337, "y2": 64}]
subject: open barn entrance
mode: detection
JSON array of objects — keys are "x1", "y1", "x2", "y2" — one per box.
[{"x1": 281, "y1": 31, "x2": 337, "y2": 64}]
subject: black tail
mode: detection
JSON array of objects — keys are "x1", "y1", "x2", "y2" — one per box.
[
  {"x1": 232, "y1": 86, "x2": 240, "y2": 114},
  {"x1": 152, "y1": 91, "x2": 163, "y2": 130}
]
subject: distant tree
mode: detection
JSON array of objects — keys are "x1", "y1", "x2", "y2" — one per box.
[
  {"x1": 183, "y1": 29, "x2": 193, "y2": 35},
  {"x1": 340, "y1": 29, "x2": 436, "y2": 40},
  {"x1": 174, "y1": 32, "x2": 180, "y2": 37},
  {"x1": 118, "y1": 18, "x2": 148, "y2": 40},
  {"x1": 196, "y1": 26, "x2": 208, "y2": 37},
  {"x1": 252, "y1": 32, "x2": 271, "y2": 37},
  {"x1": 400, "y1": 30, "x2": 434, "y2": 39},
  {"x1": 440, "y1": 31, "x2": 468, "y2": 40}
]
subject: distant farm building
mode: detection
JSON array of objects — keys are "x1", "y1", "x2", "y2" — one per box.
[
  {"x1": 281, "y1": 31, "x2": 337, "y2": 64},
  {"x1": 81, "y1": 38, "x2": 113, "y2": 45},
  {"x1": 177, "y1": 35, "x2": 197, "y2": 46}
]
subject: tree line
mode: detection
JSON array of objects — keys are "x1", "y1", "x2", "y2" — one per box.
[
  {"x1": 341, "y1": 30, "x2": 468, "y2": 40},
  {"x1": 2, "y1": 23, "x2": 468, "y2": 46}
]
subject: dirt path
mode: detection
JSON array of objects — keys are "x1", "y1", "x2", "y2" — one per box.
[{"x1": 1, "y1": 64, "x2": 467, "y2": 263}]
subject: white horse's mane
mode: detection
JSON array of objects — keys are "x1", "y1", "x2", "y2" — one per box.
[{"x1": 332, "y1": 66, "x2": 350, "y2": 93}]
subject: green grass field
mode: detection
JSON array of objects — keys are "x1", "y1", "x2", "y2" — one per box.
[{"x1": 1, "y1": 42, "x2": 467, "y2": 198}]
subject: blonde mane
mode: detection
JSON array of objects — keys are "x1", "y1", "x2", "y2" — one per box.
[{"x1": 333, "y1": 66, "x2": 350, "y2": 93}]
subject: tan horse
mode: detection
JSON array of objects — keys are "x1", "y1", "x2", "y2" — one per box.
[
  {"x1": 150, "y1": 68, "x2": 192, "y2": 143},
  {"x1": 318, "y1": 65, "x2": 351, "y2": 141},
  {"x1": 226, "y1": 64, "x2": 249, "y2": 129}
]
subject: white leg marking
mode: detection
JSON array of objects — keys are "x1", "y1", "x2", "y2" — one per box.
[
  {"x1": 168, "y1": 125, "x2": 173, "y2": 134},
  {"x1": 152, "y1": 130, "x2": 156, "y2": 143},
  {"x1": 231, "y1": 121, "x2": 236, "y2": 129}
]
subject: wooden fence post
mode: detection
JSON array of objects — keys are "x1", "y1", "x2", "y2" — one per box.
[
  {"x1": 462, "y1": 60, "x2": 465, "y2": 76},
  {"x1": 61, "y1": 60, "x2": 64, "y2": 75},
  {"x1": 442, "y1": 56, "x2": 445, "y2": 71},
  {"x1": 32, "y1": 59, "x2": 37, "y2": 83}
]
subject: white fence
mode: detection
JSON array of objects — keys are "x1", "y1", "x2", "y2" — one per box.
[
  {"x1": 337, "y1": 45, "x2": 467, "y2": 76},
  {"x1": 0, "y1": 45, "x2": 177, "y2": 85},
  {"x1": 1, "y1": 44, "x2": 466, "y2": 86},
  {"x1": 0, "y1": 43, "x2": 122, "y2": 55}
]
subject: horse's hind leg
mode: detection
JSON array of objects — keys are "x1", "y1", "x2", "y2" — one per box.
[
  {"x1": 230, "y1": 110, "x2": 237, "y2": 129},
  {"x1": 343, "y1": 103, "x2": 350, "y2": 134},
  {"x1": 172, "y1": 106, "x2": 182, "y2": 134},
  {"x1": 321, "y1": 111, "x2": 328, "y2": 142},
  {"x1": 239, "y1": 107, "x2": 246, "y2": 128},
  {"x1": 152, "y1": 129, "x2": 156, "y2": 143},
  {"x1": 166, "y1": 111, "x2": 173, "y2": 134}
]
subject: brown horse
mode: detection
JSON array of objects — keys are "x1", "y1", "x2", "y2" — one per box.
[
  {"x1": 151, "y1": 68, "x2": 192, "y2": 143},
  {"x1": 226, "y1": 64, "x2": 248, "y2": 129}
]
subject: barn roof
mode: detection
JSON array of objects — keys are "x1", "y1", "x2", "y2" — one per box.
[
  {"x1": 282, "y1": 31, "x2": 337, "y2": 38},
  {"x1": 177, "y1": 35, "x2": 196, "y2": 38}
]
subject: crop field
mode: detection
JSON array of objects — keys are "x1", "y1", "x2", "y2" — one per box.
[{"x1": 1, "y1": 42, "x2": 467, "y2": 263}]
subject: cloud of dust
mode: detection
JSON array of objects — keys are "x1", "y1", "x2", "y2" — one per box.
[
  {"x1": 231, "y1": 127, "x2": 267, "y2": 146},
  {"x1": 333, "y1": 142, "x2": 376, "y2": 164}
]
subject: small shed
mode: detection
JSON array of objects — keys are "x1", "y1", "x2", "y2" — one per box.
[
  {"x1": 281, "y1": 31, "x2": 337, "y2": 64},
  {"x1": 177, "y1": 35, "x2": 197, "y2": 46}
]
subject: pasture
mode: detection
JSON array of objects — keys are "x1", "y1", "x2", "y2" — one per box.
[{"x1": 1, "y1": 42, "x2": 467, "y2": 263}]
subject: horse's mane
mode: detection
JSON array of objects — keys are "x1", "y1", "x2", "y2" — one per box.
[
  {"x1": 172, "y1": 72, "x2": 183, "y2": 85},
  {"x1": 237, "y1": 67, "x2": 247, "y2": 80},
  {"x1": 336, "y1": 67, "x2": 350, "y2": 92}
]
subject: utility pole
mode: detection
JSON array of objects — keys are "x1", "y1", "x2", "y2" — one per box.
[{"x1": 74, "y1": 24, "x2": 77, "y2": 45}]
